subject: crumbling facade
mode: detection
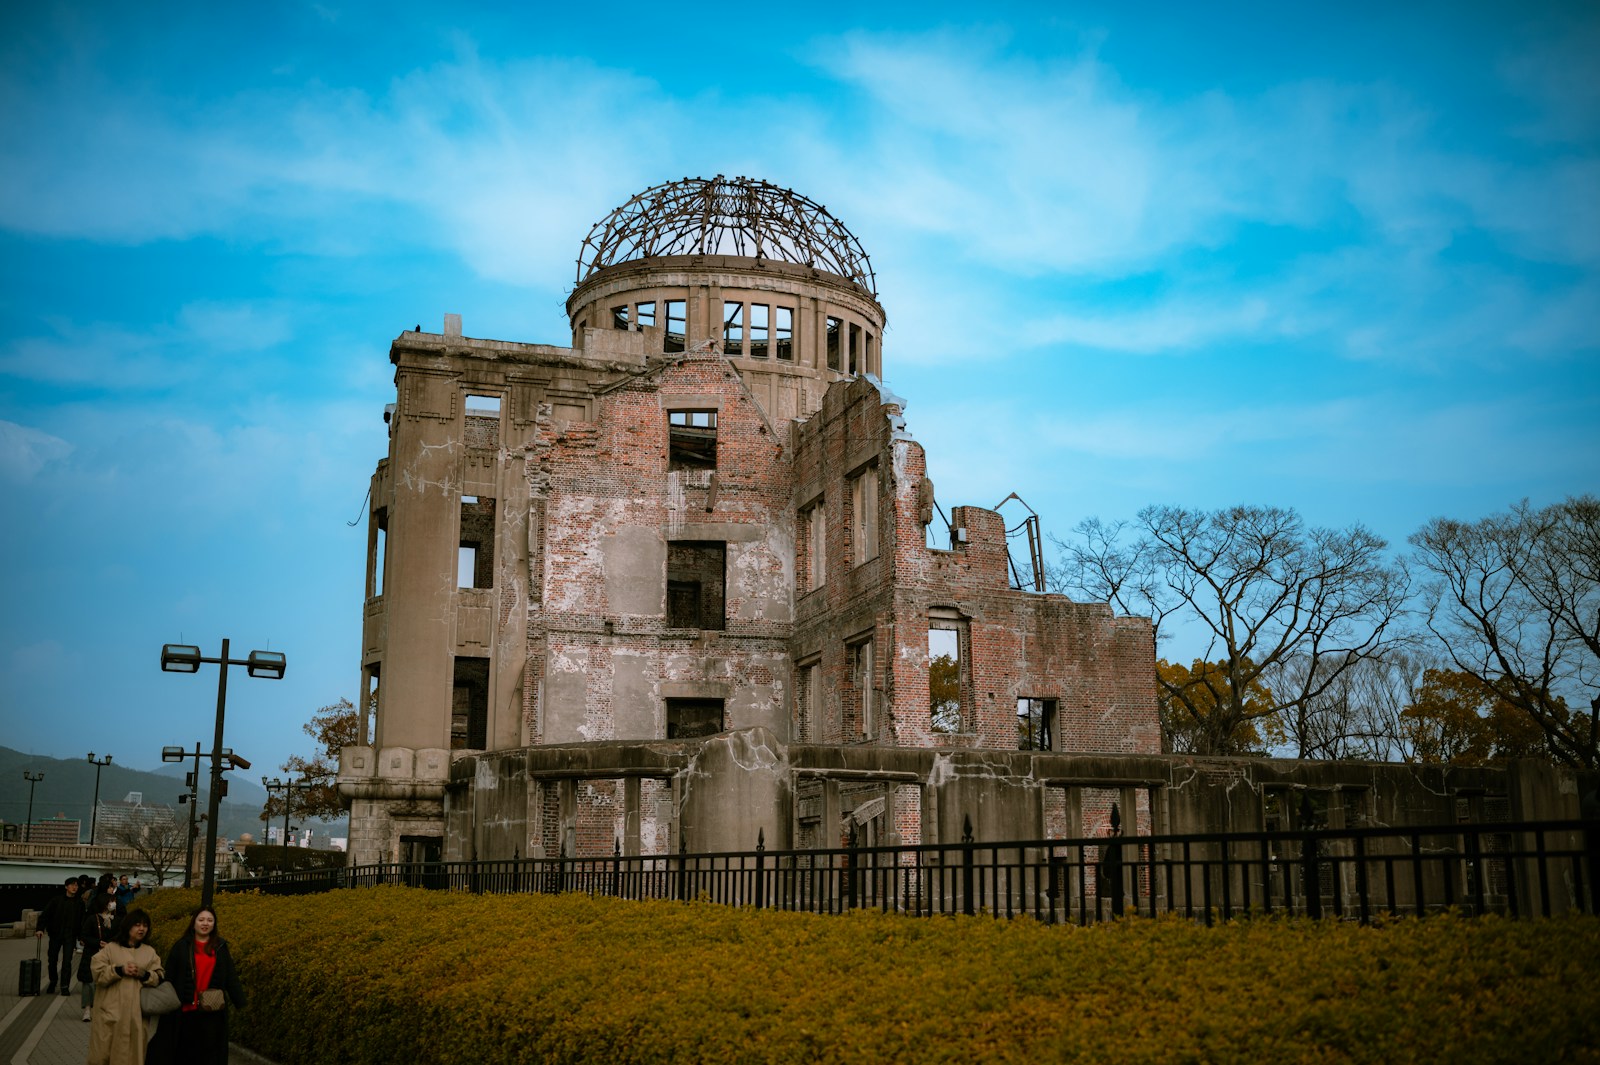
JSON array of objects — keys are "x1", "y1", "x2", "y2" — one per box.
[
  {"x1": 336, "y1": 177, "x2": 1587, "y2": 868},
  {"x1": 337, "y1": 177, "x2": 1163, "y2": 864}
]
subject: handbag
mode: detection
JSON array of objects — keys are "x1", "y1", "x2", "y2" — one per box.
[
  {"x1": 200, "y1": 988, "x2": 225, "y2": 1011},
  {"x1": 141, "y1": 981, "x2": 181, "y2": 1016}
]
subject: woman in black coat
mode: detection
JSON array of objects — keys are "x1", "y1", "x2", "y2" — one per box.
[{"x1": 154, "y1": 908, "x2": 246, "y2": 1065}]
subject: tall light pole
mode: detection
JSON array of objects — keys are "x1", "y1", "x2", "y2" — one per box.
[
  {"x1": 160, "y1": 639, "x2": 282, "y2": 908},
  {"x1": 22, "y1": 771, "x2": 43, "y2": 843},
  {"x1": 86, "y1": 754, "x2": 112, "y2": 844},
  {"x1": 261, "y1": 777, "x2": 301, "y2": 850},
  {"x1": 161, "y1": 744, "x2": 205, "y2": 889}
]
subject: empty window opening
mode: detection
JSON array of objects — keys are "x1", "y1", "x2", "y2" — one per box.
[
  {"x1": 666, "y1": 698, "x2": 725, "y2": 740},
  {"x1": 666, "y1": 541, "x2": 726, "y2": 630},
  {"x1": 801, "y1": 501, "x2": 826, "y2": 591},
  {"x1": 850, "y1": 464, "x2": 879, "y2": 565},
  {"x1": 850, "y1": 637, "x2": 876, "y2": 737},
  {"x1": 361, "y1": 663, "x2": 380, "y2": 745},
  {"x1": 722, "y1": 301, "x2": 744, "y2": 355},
  {"x1": 465, "y1": 394, "x2": 501, "y2": 447},
  {"x1": 930, "y1": 627, "x2": 962, "y2": 734},
  {"x1": 848, "y1": 324, "x2": 863, "y2": 375},
  {"x1": 668, "y1": 410, "x2": 717, "y2": 470},
  {"x1": 826, "y1": 316, "x2": 842, "y2": 371},
  {"x1": 775, "y1": 306, "x2": 794, "y2": 361},
  {"x1": 865, "y1": 331, "x2": 876, "y2": 375},
  {"x1": 611, "y1": 305, "x2": 630, "y2": 330},
  {"x1": 368, "y1": 508, "x2": 388, "y2": 599},
  {"x1": 799, "y1": 661, "x2": 821, "y2": 742},
  {"x1": 458, "y1": 496, "x2": 496, "y2": 589},
  {"x1": 451, "y1": 656, "x2": 489, "y2": 750},
  {"x1": 636, "y1": 302, "x2": 657, "y2": 328},
  {"x1": 749, "y1": 303, "x2": 769, "y2": 358},
  {"x1": 665, "y1": 300, "x2": 687, "y2": 352},
  {"x1": 1018, "y1": 698, "x2": 1055, "y2": 751}
]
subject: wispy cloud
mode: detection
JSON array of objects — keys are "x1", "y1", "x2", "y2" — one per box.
[{"x1": 0, "y1": 420, "x2": 72, "y2": 480}]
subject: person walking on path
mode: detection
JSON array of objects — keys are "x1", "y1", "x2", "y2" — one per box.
[
  {"x1": 36, "y1": 875, "x2": 84, "y2": 996},
  {"x1": 89, "y1": 908, "x2": 163, "y2": 1065},
  {"x1": 114, "y1": 876, "x2": 135, "y2": 913},
  {"x1": 147, "y1": 908, "x2": 245, "y2": 1065},
  {"x1": 78, "y1": 893, "x2": 116, "y2": 1021}
]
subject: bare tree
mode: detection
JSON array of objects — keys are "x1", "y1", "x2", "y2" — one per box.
[
  {"x1": 1054, "y1": 505, "x2": 1409, "y2": 756},
  {"x1": 1263, "y1": 649, "x2": 1433, "y2": 761},
  {"x1": 1410, "y1": 496, "x2": 1599, "y2": 769},
  {"x1": 105, "y1": 807, "x2": 188, "y2": 886}
]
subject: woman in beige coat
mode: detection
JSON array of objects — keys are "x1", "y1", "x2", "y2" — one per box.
[{"x1": 89, "y1": 908, "x2": 163, "y2": 1065}]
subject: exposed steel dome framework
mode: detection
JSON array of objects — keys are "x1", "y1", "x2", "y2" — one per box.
[{"x1": 576, "y1": 176, "x2": 877, "y2": 297}]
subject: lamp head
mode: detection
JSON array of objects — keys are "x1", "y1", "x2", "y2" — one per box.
[
  {"x1": 246, "y1": 650, "x2": 286, "y2": 680},
  {"x1": 160, "y1": 644, "x2": 202, "y2": 673}
]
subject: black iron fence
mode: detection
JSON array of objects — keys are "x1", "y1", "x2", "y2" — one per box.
[{"x1": 218, "y1": 818, "x2": 1600, "y2": 924}]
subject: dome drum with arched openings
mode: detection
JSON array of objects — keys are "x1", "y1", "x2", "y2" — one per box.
[
  {"x1": 575, "y1": 176, "x2": 878, "y2": 297},
  {"x1": 568, "y1": 177, "x2": 886, "y2": 408}
]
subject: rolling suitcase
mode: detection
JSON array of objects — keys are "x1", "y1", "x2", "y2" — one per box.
[{"x1": 18, "y1": 937, "x2": 41, "y2": 996}]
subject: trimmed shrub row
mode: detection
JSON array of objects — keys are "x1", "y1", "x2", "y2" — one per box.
[{"x1": 140, "y1": 888, "x2": 1600, "y2": 1064}]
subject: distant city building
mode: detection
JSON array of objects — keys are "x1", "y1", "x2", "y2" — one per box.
[
  {"x1": 95, "y1": 792, "x2": 176, "y2": 839},
  {"x1": 27, "y1": 814, "x2": 82, "y2": 844}
]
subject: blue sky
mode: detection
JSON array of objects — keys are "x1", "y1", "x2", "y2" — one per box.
[{"x1": 2, "y1": 1, "x2": 1596, "y2": 780}]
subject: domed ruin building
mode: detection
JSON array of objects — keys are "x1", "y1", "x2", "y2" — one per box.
[{"x1": 336, "y1": 177, "x2": 1166, "y2": 865}]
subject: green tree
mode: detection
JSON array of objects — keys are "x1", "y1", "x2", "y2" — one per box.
[
  {"x1": 1158, "y1": 658, "x2": 1285, "y2": 754},
  {"x1": 930, "y1": 654, "x2": 961, "y2": 734},
  {"x1": 1402, "y1": 668, "x2": 1549, "y2": 766},
  {"x1": 262, "y1": 698, "x2": 357, "y2": 826}
]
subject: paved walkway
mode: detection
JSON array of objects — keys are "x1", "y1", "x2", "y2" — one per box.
[{"x1": 0, "y1": 936, "x2": 271, "y2": 1065}]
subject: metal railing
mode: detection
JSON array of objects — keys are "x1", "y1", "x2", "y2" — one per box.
[{"x1": 217, "y1": 818, "x2": 1600, "y2": 924}]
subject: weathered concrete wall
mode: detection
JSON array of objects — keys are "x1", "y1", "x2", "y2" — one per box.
[{"x1": 443, "y1": 736, "x2": 1590, "y2": 862}]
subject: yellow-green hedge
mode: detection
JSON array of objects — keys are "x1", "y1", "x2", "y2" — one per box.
[{"x1": 140, "y1": 888, "x2": 1599, "y2": 1064}]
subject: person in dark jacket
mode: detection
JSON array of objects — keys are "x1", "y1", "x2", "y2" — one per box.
[
  {"x1": 149, "y1": 908, "x2": 245, "y2": 1065},
  {"x1": 35, "y1": 876, "x2": 84, "y2": 995},
  {"x1": 77, "y1": 893, "x2": 115, "y2": 1021}
]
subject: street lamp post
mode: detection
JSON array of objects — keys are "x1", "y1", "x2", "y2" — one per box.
[
  {"x1": 261, "y1": 777, "x2": 301, "y2": 850},
  {"x1": 22, "y1": 771, "x2": 43, "y2": 843},
  {"x1": 86, "y1": 754, "x2": 112, "y2": 845},
  {"x1": 161, "y1": 744, "x2": 205, "y2": 889},
  {"x1": 160, "y1": 639, "x2": 283, "y2": 908}
]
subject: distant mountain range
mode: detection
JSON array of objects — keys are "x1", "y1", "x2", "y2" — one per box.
[{"x1": 0, "y1": 746, "x2": 345, "y2": 845}]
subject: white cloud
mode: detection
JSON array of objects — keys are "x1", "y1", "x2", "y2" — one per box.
[{"x1": 0, "y1": 420, "x2": 72, "y2": 480}]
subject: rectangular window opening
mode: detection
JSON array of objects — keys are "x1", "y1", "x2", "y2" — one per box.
[
  {"x1": 749, "y1": 303, "x2": 769, "y2": 359},
  {"x1": 451, "y1": 656, "x2": 490, "y2": 750},
  {"x1": 775, "y1": 306, "x2": 794, "y2": 361},
  {"x1": 611, "y1": 305, "x2": 630, "y2": 330},
  {"x1": 802, "y1": 501, "x2": 826, "y2": 591},
  {"x1": 799, "y1": 661, "x2": 821, "y2": 742},
  {"x1": 369, "y1": 508, "x2": 388, "y2": 599},
  {"x1": 665, "y1": 300, "x2": 687, "y2": 352},
  {"x1": 850, "y1": 637, "x2": 876, "y2": 738},
  {"x1": 849, "y1": 464, "x2": 879, "y2": 565},
  {"x1": 722, "y1": 301, "x2": 744, "y2": 355},
  {"x1": 848, "y1": 324, "x2": 862, "y2": 375},
  {"x1": 665, "y1": 698, "x2": 725, "y2": 740},
  {"x1": 464, "y1": 394, "x2": 501, "y2": 448},
  {"x1": 826, "y1": 317, "x2": 842, "y2": 371},
  {"x1": 636, "y1": 302, "x2": 656, "y2": 328},
  {"x1": 1018, "y1": 698, "x2": 1055, "y2": 751},
  {"x1": 362, "y1": 663, "x2": 380, "y2": 746},
  {"x1": 458, "y1": 496, "x2": 496, "y2": 588},
  {"x1": 666, "y1": 541, "x2": 726, "y2": 630},
  {"x1": 668, "y1": 409, "x2": 717, "y2": 470},
  {"x1": 930, "y1": 626, "x2": 962, "y2": 734}
]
